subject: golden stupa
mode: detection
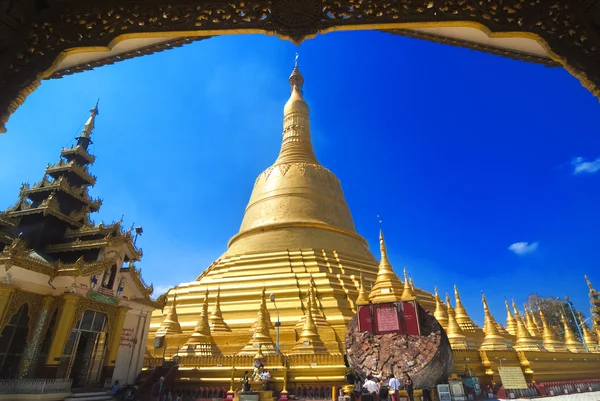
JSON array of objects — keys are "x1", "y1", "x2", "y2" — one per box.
[
  {"x1": 146, "y1": 63, "x2": 600, "y2": 391},
  {"x1": 148, "y1": 61, "x2": 438, "y2": 355}
]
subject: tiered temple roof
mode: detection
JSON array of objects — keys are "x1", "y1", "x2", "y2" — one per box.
[{"x1": 0, "y1": 103, "x2": 154, "y2": 303}]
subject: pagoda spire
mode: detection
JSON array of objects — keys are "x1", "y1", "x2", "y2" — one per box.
[
  {"x1": 208, "y1": 286, "x2": 231, "y2": 332},
  {"x1": 539, "y1": 309, "x2": 568, "y2": 352},
  {"x1": 523, "y1": 304, "x2": 540, "y2": 338},
  {"x1": 454, "y1": 285, "x2": 476, "y2": 331},
  {"x1": 504, "y1": 300, "x2": 517, "y2": 335},
  {"x1": 577, "y1": 312, "x2": 597, "y2": 351},
  {"x1": 296, "y1": 279, "x2": 331, "y2": 330},
  {"x1": 239, "y1": 288, "x2": 276, "y2": 355},
  {"x1": 274, "y1": 58, "x2": 318, "y2": 166},
  {"x1": 355, "y1": 272, "x2": 369, "y2": 306},
  {"x1": 291, "y1": 289, "x2": 328, "y2": 355},
  {"x1": 209, "y1": 286, "x2": 231, "y2": 332},
  {"x1": 185, "y1": 289, "x2": 221, "y2": 355},
  {"x1": 511, "y1": 300, "x2": 542, "y2": 351},
  {"x1": 561, "y1": 311, "x2": 586, "y2": 353},
  {"x1": 584, "y1": 275, "x2": 600, "y2": 339},
  {"x1": 433, "y1": 287, "x2": 448, "y2": 329},
  {"x1": 369, "y1": 229, "x2": 404, "y2": 304},
  {"x1": 480, "y1": 293, "x2": 511, "y2": 350},
  {"x1": 401, "y1": 267, "x2": 416, "y2": 301},
  {"x1": 156, "y1": 294, "x2": 182, "y2": 336},
  {"x1": 250, "y1": 286, "x2": 275, "y2": 332},
  {"x1": 76, "y1": 100, "x2": 99, "y2": 151},
  {"x1": 445, "y1": 293, "x2": 471, "y2": 350}
]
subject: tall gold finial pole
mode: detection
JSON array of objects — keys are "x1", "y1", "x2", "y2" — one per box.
[{"x1": 295, "y1": 52, "x2": 299, "y2": 66}]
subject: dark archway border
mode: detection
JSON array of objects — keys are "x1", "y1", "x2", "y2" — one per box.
[{"x1": 0, "y1": 0, "x2": 599, "y2": 133}]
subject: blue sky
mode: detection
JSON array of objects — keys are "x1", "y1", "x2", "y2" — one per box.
[{"x1": 1, "y1": 31, "x2": 599, "y2": 326}]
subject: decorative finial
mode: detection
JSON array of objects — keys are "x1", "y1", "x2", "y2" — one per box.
[
  {"x1": 289, "y1": 57, "x2": 304, "y2": 93},
  {"x1": 76, "y1": 100, "x2": 100, "y2": 149},
  {"x1": 585, "y1": 275, "x2": 594, "y2": 291}
]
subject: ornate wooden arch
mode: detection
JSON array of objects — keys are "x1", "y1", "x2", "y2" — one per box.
[{"x1": 0, "y1": 0, "x2": 599, "y2": 133}]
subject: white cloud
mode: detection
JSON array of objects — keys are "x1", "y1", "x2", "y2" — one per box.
[
  {"x1": 572, "y1": 157, "x2": 600, "y2": 175},
  {"x1": 153, "y1": 284, "x2": 175, "y2": 296},
  {"x1": 508, "y1": 241, "x2": 539, "y2": 256}
]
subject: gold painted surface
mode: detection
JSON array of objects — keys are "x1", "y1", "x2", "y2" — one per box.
[
  {"x1": 145, "y1": 63, "x2": 600, "y2": 388},
  {"x1": 149, "y1": 64, "x2": 438, "y2": 359},
  {"x1": 480, "y1": 294, "x2": 511, "y2": 351},
  {"x1": 46, "y1": 294, "x2": 79, "y2": 365},
  {"x1": 539, "y1": 310, "x2": 568, "y2": 353}
]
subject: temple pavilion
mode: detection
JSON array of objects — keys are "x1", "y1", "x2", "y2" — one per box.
[
  {"x1": 0, "y1": 103, "x2": 161, "y2": 392},
  {"x1": 147, "y1": 63, "x2": 600, "y2": 392}
]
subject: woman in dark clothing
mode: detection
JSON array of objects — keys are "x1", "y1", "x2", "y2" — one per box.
[
  {"x1": 403, "y1": 373, "x2": 414, "y2": 401},
  {"x1": 242, "y1": 370, "x2": 250, "y2": 392}
]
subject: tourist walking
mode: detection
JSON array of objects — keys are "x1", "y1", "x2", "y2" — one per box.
[
  {"x1": 151, "y1": 376, "x2": 165, "y2": 401},
  {"x1": 403, "y1": 373, "x2": 414, "y2": 401},
  {"x1": 388, "y1": 374, "x2": 401, "y2": 401}
]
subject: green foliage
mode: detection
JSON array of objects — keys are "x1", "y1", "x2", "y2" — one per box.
[{"x1": 526, "y1": 294, "x2": 585, "y2": 341}]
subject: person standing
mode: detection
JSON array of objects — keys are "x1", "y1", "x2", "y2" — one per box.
[
  {"x1": 363, "y1": 375, "x2": 380, "y2": 401},
  {"x1": 403, "y1": 373, "x2": 414, "y2": 401},
  {"x1": 379, "y1": 379, "x2": 389, "y2": 401},
  {"x1": 388, "y1": 374, "x2": 401, "y2": 401},
  {"x1": 151, "y1": 377, "x2": 165, "y2": 401}
]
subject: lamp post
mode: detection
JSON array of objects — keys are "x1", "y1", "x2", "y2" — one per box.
[
  {"x1": 562, "y1": 296, "x2": 589, "y2": 353},
  {"x1": 270, "y1": 293, "x2": 281, "y2": 355}
]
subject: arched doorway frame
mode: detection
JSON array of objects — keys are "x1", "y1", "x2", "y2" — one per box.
[
  {"x1": 0, "y1": 289, "x2": 45, "y2": 377},
  {"x1": 0, "y1": 0, "x2": 599, "y2": 133}
]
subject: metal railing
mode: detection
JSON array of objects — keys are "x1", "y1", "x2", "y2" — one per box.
[{"x1": 0, "y1": 378, "x2": 72, "y2": 394}]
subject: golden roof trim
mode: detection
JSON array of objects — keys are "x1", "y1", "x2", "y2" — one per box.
[
  {"x1": 24, "y1": 176, "x2": 102, "y2": 209},
  {"x1": 7, "y1": 199, "x2": 84, "y2": 228},
  {"x1": 121, "y1": 264, "x2": 154, "y2": 298},
  {"x1": 227, "y1": 220, "x2": 369, "y2": 249},
  {"x1": 384, "y1": 29, "x2": 560, "y2": 67},
  {"x1": 45, "y1": 233, "x2": 142, "y2": 259},
  {"x1": 129, "y1": 296, "x2": 162, "y2": 310},
  {"x1": 0, "y1": 237, "x2": 118, "y2": 277},
  {"x1": 64, "y1": 220, "x2": 123, "y2": 238},
  {"x1": 45, "y1": 160, "x2": 97, "y2": 185},
  {"x1": 48, "y1": 37, "x2": 209, "y2": 80},
  {"x1": 60, "y1": 145, "x2": 95, "y2": 164}
]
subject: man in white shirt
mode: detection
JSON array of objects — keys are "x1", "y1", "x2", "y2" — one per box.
[
  {"x1": 363, "y1": 375, "x2": 380, "y2": 400},
  {"x1": 388, "y1": 374, "x2": 401, "y2": 401}
]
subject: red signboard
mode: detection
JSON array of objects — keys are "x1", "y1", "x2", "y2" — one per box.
[
  {"x1": 358, "y1": 301, "x2": 421, "y2": 336},
  {"x1": 358, "y1": 305, "x2": 374, "y2": 333},
  {"x1": 375, "y1": 303, "x2": 400, "y2": 334},
  {"x1": 402, "y1": 300, "x2": 421, "y2": 336}
]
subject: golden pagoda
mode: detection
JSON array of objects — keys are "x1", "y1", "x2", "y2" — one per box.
[
  {"x1": 290, "y1": 290, "x2": 328, "y2": 355},
  {"x1": 355, "y1": 273, "x2": 369, "y2": 306},
  {"x1": 561, "y1": 311, "x2": 586, "y2": 353},
  {"x1": 577, "y1": 312, "x2": 597, "y2": 352},
  {"x1": 511, "y1": 300, "x2": 543, "y2": 351},
  {"x1": 144, "y1": 63, "x2": 600, "y2": 391},
  {"x1": 148, "y1": 60, "x2": 437, "y2": 362},
  {"x1": 369, "y1": 230, "x2": 404, "y2": 304},
  {"x1": 504, "y1": 299, "x2": 518, "y2": 336},
  {"x1": 454, "y1": 285, "x2": 477, "y2": 332},
  {"x1": 538, "y1": 309, "x2": 568, "y2": 352},
  {"x1": 480, "y1": 293, "x2": 511, "y2": 350},
  {"x1": 445, "y1": 293, "x2": 473, "y2": 350},
  {"x1": 433, "y1": 287, "x2": 448, "y2": 329}
]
